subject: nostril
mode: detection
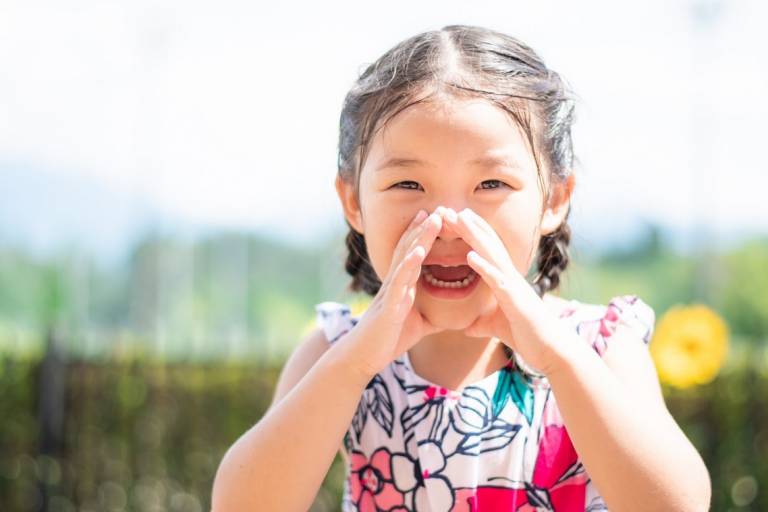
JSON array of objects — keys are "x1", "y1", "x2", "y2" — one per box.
[
  {"x1": 444, "y1": 209, "x2": 459, "y2": 223},
  {"x1": 436, "y1": 221, "x2": 459, "y2": 240}
]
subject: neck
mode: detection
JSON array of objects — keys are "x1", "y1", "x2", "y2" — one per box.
[{"x1": 406, "y1": 330, "x2": 511, "y2": 390}]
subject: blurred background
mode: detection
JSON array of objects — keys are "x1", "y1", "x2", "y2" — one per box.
[{"x1": 1, "y1": 0, "x2": 767, "y2": 510}]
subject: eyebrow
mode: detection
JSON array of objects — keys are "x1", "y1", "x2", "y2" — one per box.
[{"x1": 374, "y1": 153, "x2": 524, "y2": 172}]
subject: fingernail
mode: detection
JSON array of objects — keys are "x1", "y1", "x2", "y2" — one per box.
[
  {"x1": 415, "y1": 209, "x2": 427, "y2": 222},
  {"x1": 446, "y1": 209, "x2": 458, "y2": 223}
]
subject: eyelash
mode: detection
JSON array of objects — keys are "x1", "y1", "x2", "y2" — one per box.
[{"x1": 390, "y1": 180, "x2": 512, "y2": 191}]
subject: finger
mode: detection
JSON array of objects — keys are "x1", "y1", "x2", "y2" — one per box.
[
  {"x1": 464, "y1": 207, "x2": 501, "y2": 239},
  {"x1": 437, "y1": 206, "x2": 490, "y2": 238},
  {"x1": 466, "y1": 250, "x2": 524, "y2": 313},
  {"x1": 403, "y1": 208, "x2": 430, "y2": 244},
  {"x1": 389, "y1": 211, "x2": 441, "y2": 283},
  {"x1": 459, "y1": 208, "x2": 509, "y2": 254},
  {"x1": 443, "y1": 208, "x2": 505, "y2": 271},
  {"x1": 466, "y1": 318, "x2": 498, "y2": 340},
  {"x1": 385, "y1": 244, "x2": 426, "y2": 317},
  {"x1": 388, "y1": 210, "x2": 434, "y2": 276},
  {"x1": 410, "y1": 208, "x2": 429, "y2": 228},
  {"x1": 465, "y1": 309, "x2": 515, "y2": 345},
  {"x1": 381, "y1": 210, "x2": 441, "y2": 302},
  {"x1": 390, "y1": 209, "x2": 427, "y2": 264},
  {"x1": 405, "y1": 211, "x2": 442, "y2": 262},
  {"x1": 463, "y1": 314, "x2": 487, "y2": 338}
]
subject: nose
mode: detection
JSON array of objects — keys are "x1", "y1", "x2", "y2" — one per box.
[{"x1": 432, "y1": 205, "x2": 462, "y2": 241}]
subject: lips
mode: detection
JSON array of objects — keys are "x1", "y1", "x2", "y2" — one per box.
[
  {"x1": 422, "y1": 264, "x2": 475, "y2": 281},
  {"x1": 421, "y1": 255, "x2": 469, "y2": 267}
]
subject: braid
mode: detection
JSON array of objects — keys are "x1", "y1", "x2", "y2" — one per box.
[
  {"x1": 532, "y1": 218, "x2": 572, "y2": 298},
  {"x1": 344, "y1": 226, "x2": 382, "y2": 296}
]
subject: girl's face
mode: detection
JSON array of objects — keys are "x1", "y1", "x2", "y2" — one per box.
[{"x1": 337, "y1": 96, "x2": 574, "y2": 331}]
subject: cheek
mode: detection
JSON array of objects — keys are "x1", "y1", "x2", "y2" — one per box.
[
  {"x1": 489, "y1": 216, "x2": 539, "y2": 274},
  {"x1": 362, "y1": 215, "x2": 411, "y2": 282},
  {"x1": 361, "y1": 192, "x2": 426, "y2": 278}
]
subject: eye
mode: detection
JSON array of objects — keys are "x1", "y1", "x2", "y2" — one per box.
[
  {"x1": 478, "y1": 179, "x2": 511, "y2": 190},
  {"x1": 391, "y1": 181, "x2": 423, "y2": 191},
  {"x1": 389, "y1": 179, "x2": 513, "y2": 191}
]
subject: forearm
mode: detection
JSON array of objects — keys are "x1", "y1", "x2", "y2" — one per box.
[
  {"x1": 546, "y1": 337, "x2": 711, "y2": 512},
  {"x1": 211, "y1": 343, "x2": 370, "y2": 511}
]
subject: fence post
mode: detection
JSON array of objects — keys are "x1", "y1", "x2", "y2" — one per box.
[{"x1": 37, "y1": 325, "x2": 67, "y2": 511}]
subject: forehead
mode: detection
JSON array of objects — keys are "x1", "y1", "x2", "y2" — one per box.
[{"x1": 365, "y1": 97, "x2": 539, "y2": 174}]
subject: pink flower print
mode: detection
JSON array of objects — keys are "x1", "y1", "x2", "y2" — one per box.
[
  {"x1": 391, "y1": 442, "x2": 455, "y2": 512},
  {"x1": 598, "y1": 302, "x2": 621, "y2": 340},
  {"x1": 437, "y1": 393, "x2": 589, "y2": 512},
  {"x1": 453, "y1": 486, "x2": 530, "y2": 511},
  {"x1": 588, "y1": 295, "x2": 654, "y2": 357},
  {"x1": 424, "y1": 385, "x2": 461, "y2": 403},
  {"x1": 349, "y1": 447, "x2": 406, "y2": 511},
  {"x1": 590, "y1": 301, "x2": 624, "y2": 357},
  {"x1": 528, "y1": 396, "x2": 589, "y2": 511}
]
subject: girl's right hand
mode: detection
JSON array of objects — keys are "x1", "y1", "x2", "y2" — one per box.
[{"x1": 336, "y1": 208, "x2": 444, "y2": 380}]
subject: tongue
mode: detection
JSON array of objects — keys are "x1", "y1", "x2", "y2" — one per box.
[{"x1": 426, "y1": 264, "x2": 473, "y2": 281}]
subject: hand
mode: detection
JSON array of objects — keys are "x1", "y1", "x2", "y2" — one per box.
[
  {"x1": 439, "y1": 206, "x2": 570, "y2": 376},
  {"x1": 337, "y1": 209, "x2": 445, "y2": 380}
]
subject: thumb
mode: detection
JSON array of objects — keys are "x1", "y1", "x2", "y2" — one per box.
[{"x1": 464, "y1": 314, "x2": 491, "y2": 338}]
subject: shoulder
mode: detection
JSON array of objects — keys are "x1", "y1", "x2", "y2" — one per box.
[
  {"x1": 269, "y1": 302, "x2": 358, "y2": 464},
  {"x1": 268, "y1": 325, "x2": 331, "y2": 411},
  {"x1": 552, "y1": 293, "x2": 655, "y2": 353},
  {"x1": 592, "y1": 294, "x2": 656, "y2": 355},
  {"x1": 577, "y1": 294, "x2": 667, "y2": 414},
  {"x1": 269, "y1": 300, "x2": 356, "y2": 410},
  {"x1": 314, "y1": 300, "x2": 359, "y2": 345},
  {"x1": 607, "y1": 294, "x2": 656, "y2": 333}
]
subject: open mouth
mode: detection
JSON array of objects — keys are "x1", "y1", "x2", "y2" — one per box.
[{"x1": 421, "y1": 264, "x2": 478, "y2": 289}]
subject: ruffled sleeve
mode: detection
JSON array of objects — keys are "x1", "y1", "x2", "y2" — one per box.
[
  {"x1": 591, "y1": 294, "x2": 656, "y2": 357},
  {"x1": 314, "y1": 301, "x2": 356, "y2": 345}
]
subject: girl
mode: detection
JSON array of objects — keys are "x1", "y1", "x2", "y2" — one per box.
[{"x1": 212, "y1": 25, "x2": 711, "y2": 511}]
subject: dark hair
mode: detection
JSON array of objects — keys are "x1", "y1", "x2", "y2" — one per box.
[{"x1": 339, "y1": 24, "x2": 578, "y2": 299}]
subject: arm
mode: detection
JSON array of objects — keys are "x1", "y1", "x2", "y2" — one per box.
[
  {"x1": 546, "y1": 325, "x2": 712, "y2": 512},
  {"x1": 211, "y1": 328, "x2": 369, "y2": 511},
  {"x1": 268, "y1": 327, "x2": 351, "y2": 466}
]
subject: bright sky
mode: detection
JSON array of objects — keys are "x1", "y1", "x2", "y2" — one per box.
[{"x1": 1, "y1": 0, "x2": 766, "y2": 257}]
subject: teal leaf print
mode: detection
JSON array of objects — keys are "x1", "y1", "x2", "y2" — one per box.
[{"x1": 492, "y1": 365, "x2": 535, "y2": 424}]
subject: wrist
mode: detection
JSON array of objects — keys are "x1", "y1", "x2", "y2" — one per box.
[
  {"x1": 541, "y1": 332, "x2": 584, "y2": 379},
  {"x1": 323, "y1": 340, "x2": 376, "y2": 390}
]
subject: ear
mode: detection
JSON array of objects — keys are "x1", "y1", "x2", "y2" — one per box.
[
  {"x1": 335, "y1": 174, "x2": 365, "y2": 234},
  {"x1": 539, "y1": 172, "x2": 575, "y2": 236}
]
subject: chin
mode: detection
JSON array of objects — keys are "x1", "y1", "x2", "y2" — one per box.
[
  {"x1": 416, "y1": 285, "x2": 497, "y2": 331},
  {"x1": 416, "y1": 297, "x2": 482, "y2": 331},
  {"x1": 426, "y1": 310, "x2": 474, "y2": 331}
]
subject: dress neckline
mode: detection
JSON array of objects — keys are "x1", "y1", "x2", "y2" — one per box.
[
  {"x1": 400, "y1": 346, "x2": 514, "y2": 395},
  {"x1": 397, "y1": 293, "x2": 577, "y2": 394}
]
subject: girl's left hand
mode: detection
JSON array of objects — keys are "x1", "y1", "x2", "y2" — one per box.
[{"x1": 438, "y1": 206, "x2": 572, "y2": 376}]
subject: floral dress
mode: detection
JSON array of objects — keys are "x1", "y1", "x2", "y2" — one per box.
[{"x1": 314, "y1": 294, "x2": 656, "y2": 512}]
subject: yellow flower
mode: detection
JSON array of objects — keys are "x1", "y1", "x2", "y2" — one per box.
[
  {"x1": 349, "y1": 296, "x2": 372, "y2": 317},
  {"x1": 299, "y1": 296, "x2": 372, "y2": 339},
  {"x1": 650, "y1": 303, "x2": 730, "y2": 389},
  {"x1": 299, "y1": 316, "x2": 317, "y2": 339}
]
